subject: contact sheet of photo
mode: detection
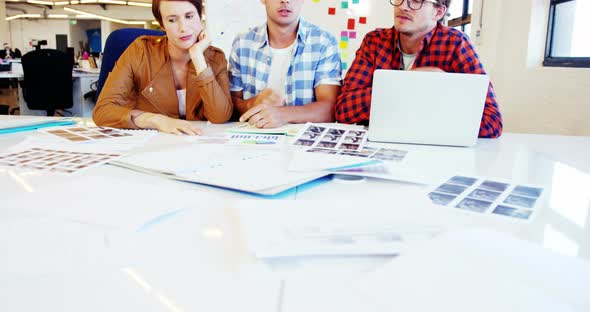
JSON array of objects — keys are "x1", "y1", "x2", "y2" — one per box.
[
  {"x1": 427, "y1": 175, "x2": 544, "y2": 220},
  {"x1": 0, "y1": 147, "x2": 122, "y2": 174},
  {"x1": 292, "y1": 123, "x2": 369, "y2": 152},
  {"x1": 305, "y1": 146, "x2": 408, "y2": 163},
  {"x1": 42, "y1": 126, "x2": 133, "y2": 142}
]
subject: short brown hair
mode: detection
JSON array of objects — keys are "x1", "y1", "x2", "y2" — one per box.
[
  {"x1": 152, "y1": 0, "x2": 203, "y2": 27},
  {"x1": 436, "y1": 0, "x2": 451, "y2": 7}
]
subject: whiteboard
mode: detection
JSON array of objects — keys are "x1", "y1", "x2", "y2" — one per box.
[{"x1": 206, "y1": 0, "x2": 394, "y2": 73}]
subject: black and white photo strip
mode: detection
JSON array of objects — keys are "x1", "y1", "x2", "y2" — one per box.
[
  {"x1": 292, "y1": 124, "x2": 369, "y2": 152},
  {"x1": 428, "y1": 175, "x2": 544, "y2": 220},
  {"x1": 305, "y1": 146, "x2": 408, "y2": 162}
]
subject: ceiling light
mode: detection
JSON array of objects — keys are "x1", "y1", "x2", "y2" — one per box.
[
  {"x1": 127, "y1": 1, "x2": 151, "y2": 7},
  {"x1": 26, "y1": 0, "x2": 54, "y2": 5},
  {"x1": 65, "y1": 6, "x2": 147, "y2": 25},
  {"x1": 6, "y1": 14, "x2": 42, "y2": 21}
]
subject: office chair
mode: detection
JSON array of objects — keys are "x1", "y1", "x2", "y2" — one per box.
[
  {"x1": 96, "y1": 28, "x2": 164, "y2": 101},
  {"x1": 21, "y1": 49, "x2": 73, "y2": 116}
]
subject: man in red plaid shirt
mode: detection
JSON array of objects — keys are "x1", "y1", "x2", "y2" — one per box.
[{"x1": 335, "y1": 0, "x2": 502, "y2": 138}]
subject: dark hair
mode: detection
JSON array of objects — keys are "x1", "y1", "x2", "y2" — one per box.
[
  {"x1": 435, "y1": 0, "x2": 451, "y2": 23},
  {"x1": 436, "y1": 0, "x2": 451, "y2": 7},
  {"x1": 152, "y1": 0, "x2": 203, "y2": 27}
]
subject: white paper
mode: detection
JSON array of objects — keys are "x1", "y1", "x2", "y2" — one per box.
[
  {"x1": 234, "y1": 200, "x2": 444, "y2": 258},
  {"x1": 226, "y1": 122, "x2": 304, "y2": 136},
  {"x1": 113, "y1": 144, "x2": 325, "y2": 195}
]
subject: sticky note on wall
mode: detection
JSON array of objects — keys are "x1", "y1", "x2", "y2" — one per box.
[
  {"x1": 347, "y1": 18, "x2": 355, "y2": 30},
  {"x1": 341, "y1": 1, "x2": 348, "y2": 9},
  {"x1": 328, "y1": 7, "x2": 336, "y2": 15},
  {"x1": 359, "y1": 17, "x2": 367, "y2": 24},
  {"x1": 340, "y1": 40, "x2": 348, "y2": 49}
]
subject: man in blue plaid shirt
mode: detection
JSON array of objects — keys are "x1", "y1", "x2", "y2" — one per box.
[{"x1": 229, "y1": 0, "x2": 342, "y2": 128}]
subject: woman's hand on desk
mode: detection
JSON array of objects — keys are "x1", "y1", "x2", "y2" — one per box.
[{"x1": 133, "y1": 113, "x2": 202, "y2": 135}]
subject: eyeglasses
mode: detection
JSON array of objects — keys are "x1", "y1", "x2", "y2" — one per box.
[{"x1": 390, "y1": 0, "x2": 440, "y2": 10}]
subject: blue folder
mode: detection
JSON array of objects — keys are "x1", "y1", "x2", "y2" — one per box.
[{"x1": 0, "y1": 120, "x2": 76, "y2": 135}]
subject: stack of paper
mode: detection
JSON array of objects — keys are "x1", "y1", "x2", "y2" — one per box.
[{"x1": 112, "y1": 144, "x2": 327, "y2": 196}]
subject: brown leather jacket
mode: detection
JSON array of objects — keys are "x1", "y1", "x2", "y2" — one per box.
[{"x1": 93, "y1": 35, "x2": 233, "y2": 128}]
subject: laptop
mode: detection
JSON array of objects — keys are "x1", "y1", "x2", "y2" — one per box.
[{"x1": 368, "y1": 69, "x2": 490, "y2": 147}]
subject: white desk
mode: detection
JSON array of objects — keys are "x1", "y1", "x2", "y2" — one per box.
[
  {"x1": 0, "y1": 63, "x2": 99, "y2": 117},
  {"x1": 0, "y1": 119, "x2": 589, "y2": 311}
]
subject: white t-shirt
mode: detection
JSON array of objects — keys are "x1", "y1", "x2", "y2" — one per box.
[
  {"x1": 267, "y1": 40, "x2": 297, "y2": 94},
  {"x1": 401, "y1": 52, "x2": 417, "y2": 70},
  {"x1": 177, "y1": 89, "x2": 187, "y2": 119}
]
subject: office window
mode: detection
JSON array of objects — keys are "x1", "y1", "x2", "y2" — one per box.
[
  {"x1": 447, "y1": 0, "x2": 472, "y2": 35},
  {"x1": 544, "y1": 0, "x2": 590, "y2": 68}
]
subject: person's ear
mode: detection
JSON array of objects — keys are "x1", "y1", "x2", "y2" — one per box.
[{"x1": 435, "y1": 5, "x2": 447, "y2": 21}]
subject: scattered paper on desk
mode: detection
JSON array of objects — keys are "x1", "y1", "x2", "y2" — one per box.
[
  {"x1": 226, "y1": 123, "x2": 303, "y2": 136},
  {"x1": 428, "y1": 175, "x2": 544, "y2": 220},
  {"x1": 186, "y1": 133, "x2": 283, "y2": 145},
  {"x1": 0, "y1": 147, "x2": 121, "y2": 174},
  {"x1": 291, "y1": 123, "x2": 368, "y2": 152},
  {"x1": 235, "y1": 200, "x2": 444, "y2": 258},
  {"x1": 229, "y1": 133, "x2": 282, "y2": 145},
  {"x1": 112, "y1": 144, "x2": 326, "y2": 195},
  {"x1": 42, "y1": 126, "x2": 133, "y2": 142},
  {"x1": 288, "y1": 146, "x2": 407, "y2": 175},
  {"x1": 307, "y1": 146, "x2": 407, "y2": 162}
]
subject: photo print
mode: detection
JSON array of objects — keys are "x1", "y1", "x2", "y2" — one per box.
[{"x1": 427, "y1": 175, "x2": 545, "y2": 220}]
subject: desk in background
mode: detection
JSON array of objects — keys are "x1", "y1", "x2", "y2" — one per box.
[
  {"x1": 0, "y1": 118, "x2": 589, "y2": 311},
  {"x1": 0, "y1": 63, "x2": 98, "y2": 117}
]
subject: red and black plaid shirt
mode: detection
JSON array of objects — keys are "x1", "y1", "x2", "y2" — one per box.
[{"x1": 335, "y1": 23, "x2": 502, "y2": 138}]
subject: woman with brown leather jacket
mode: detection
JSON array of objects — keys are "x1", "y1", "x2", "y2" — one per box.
[{"x1": 93, "y1": 0, "x2": 232, "y2": 135}]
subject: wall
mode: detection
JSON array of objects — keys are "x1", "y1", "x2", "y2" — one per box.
[
  {"x1": 0, "y1": 0, "x2": 9, "y2": 45},
  {"x1": 70, "y1": 20, "x2": 101, "y2": 54},
  {"x1": 471, "y1": 0, "x2": 590, "y2": 136},
  {"x1": 9, "y1": 19, "x2": 70, "y2": 53}
]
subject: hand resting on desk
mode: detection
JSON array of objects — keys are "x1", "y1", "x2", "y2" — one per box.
[
  {"x1": 133, "y1": 112, "x2": 202, "y2": 135},
  {"x1": 239, "y1": 88, "x2": 287, "y2": 129}
]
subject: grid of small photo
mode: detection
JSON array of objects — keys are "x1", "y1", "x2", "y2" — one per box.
[
  {"x1": 292, "y1": 124, "x2": 369, "y2": 152},
  {"x1": 427, "y1": 175, "x2": 544, "y2": 220},
  {"x1": 43, "y1": 126, "x2": 132, "y2": 142},
  {"x1": 0, "y1": 148, "x2": 121, "y2": 174},
  {"x1": 305, "y1": 146, "x2": 408, "y2": 162}
]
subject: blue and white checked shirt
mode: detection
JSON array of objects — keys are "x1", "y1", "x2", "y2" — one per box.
[{"x1": 229, "y1": 18, "x2": 342, "y2": 106}]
